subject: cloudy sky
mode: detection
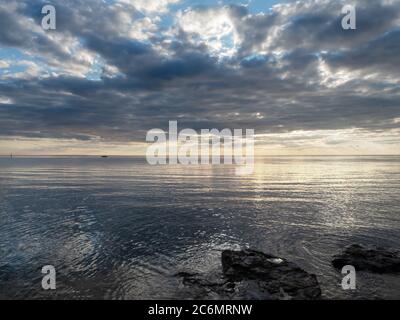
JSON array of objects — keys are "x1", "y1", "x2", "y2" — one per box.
[{"x1": 0, "y1": 0, "x2": 399, "y2": 155}]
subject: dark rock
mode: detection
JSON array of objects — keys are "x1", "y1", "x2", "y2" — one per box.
[
  {"x1": 176, "y1": 249, "x2": 321, "y2": 300},
  {"x1": 222, "y1": 249, "x2": 321, "y2": 299},
  {"x1": 332, "y1": 244, "x2": 400, "y2": 274}
]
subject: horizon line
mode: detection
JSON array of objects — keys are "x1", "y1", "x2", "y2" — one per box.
[{"x1": 1, "y1": 154, "x2": 400, "y2": 157}]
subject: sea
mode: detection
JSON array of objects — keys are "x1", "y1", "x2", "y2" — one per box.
[{"x1": 0, "y1": 156, "x2": 399, "y2": 299}]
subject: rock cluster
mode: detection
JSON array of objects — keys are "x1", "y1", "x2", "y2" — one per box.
[
  {"x1": 177, "y1": 244, "x2": 400, "y2": 299},
  {"x1": 177, "y1": 249, "x2": 321, "y2": 300},
  {"x1": 332, "y1": 244, "x2": 400, "y2": 274}
]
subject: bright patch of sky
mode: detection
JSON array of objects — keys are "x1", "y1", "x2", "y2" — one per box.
[
  {"x1": 181, "y1": 0, "x2": 287, "y2": 12},
  {"x1": 0, "y1": 48, "x2": 42, "y2": 80}
]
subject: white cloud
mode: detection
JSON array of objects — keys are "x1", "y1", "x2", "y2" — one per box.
[
  {"x1": 118, "y1": 0, "x2": 180, "y2": 15},
  {"x1": 0, "y1": 96, "x2": 13, "y2": 104},
  {"x1": 0, "y1": 60, "x2": 10, "y2": 68},
  {"x1": 177, "y1": 6, "x2": 239, "y2": 58},
  {"x1": 128, "y1": 17, "x2": 160, "y2": 40}
]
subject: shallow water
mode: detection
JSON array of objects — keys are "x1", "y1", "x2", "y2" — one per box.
[{"x1": 0, "y1": 156, "x2": 399, "y2": 299}]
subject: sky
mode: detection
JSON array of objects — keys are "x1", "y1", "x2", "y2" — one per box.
[{"x1": 0, "y1": 0, "x2": 399, "y2": 156}]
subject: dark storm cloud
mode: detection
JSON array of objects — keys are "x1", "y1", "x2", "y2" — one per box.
[
  {"x1": 0, "y1": 8, "x2": 31, "y2": 47},
  {"x1": 0, "y1": 0, "x2": 399, "y2": 145},
  {"x1": 323, "y1": 29, "x2": 400, "y2": 74},
  {"x1": 0, "y1": 5, "x2": 70, "y2": 61},
  {"x1": 270, "y1": 0, "x2": 400, "y2": 52}
]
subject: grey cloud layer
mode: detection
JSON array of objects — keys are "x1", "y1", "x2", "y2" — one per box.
[{"x1": 0, "y1": 0, "x2": 399, "y2": 145}]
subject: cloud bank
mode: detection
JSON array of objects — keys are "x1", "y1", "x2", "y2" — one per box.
[{"x1": 0, "y1": 0, "x2": 399, "y2": 155}]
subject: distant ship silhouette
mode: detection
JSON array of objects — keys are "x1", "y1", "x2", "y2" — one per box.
[{"x1": 101, "y1": 155, "x2": 109, "y2": 158}]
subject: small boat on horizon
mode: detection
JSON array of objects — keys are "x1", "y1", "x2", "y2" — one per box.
[{"x1": 101, "y1": 155, "x2": 109, "y2": 158}]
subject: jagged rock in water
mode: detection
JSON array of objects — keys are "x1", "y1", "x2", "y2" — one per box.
[
  {"x1": 221, "y1": 249, "x2": 321, "y2": 299},
  {"x1": 176, "y1": 249, "x2": 321, "y2": 300},
  {"x1": 332, "y1": 244, "x2": 400, "y2": 274}
]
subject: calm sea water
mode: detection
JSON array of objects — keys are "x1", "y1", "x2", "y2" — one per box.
[{"x1": 0, "y1": 156, "x2": 399, "y2": 299}]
